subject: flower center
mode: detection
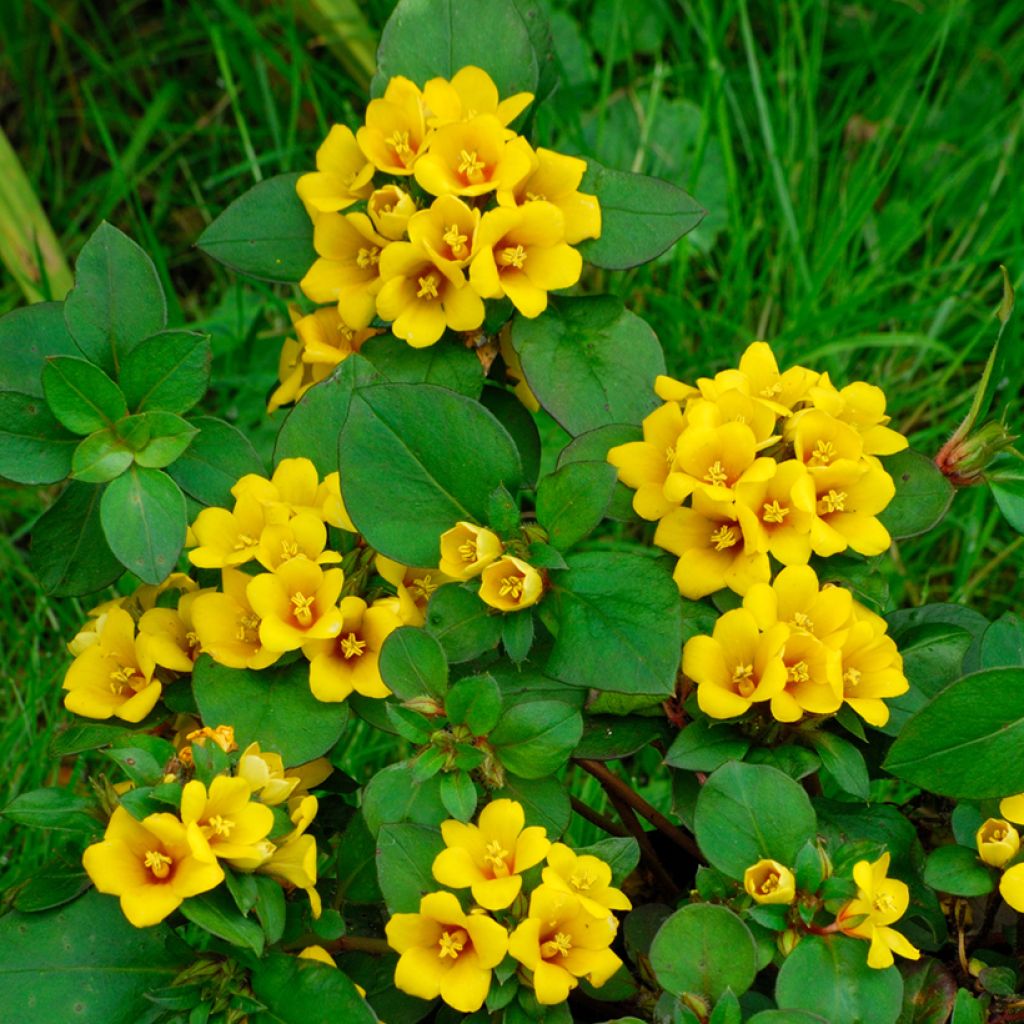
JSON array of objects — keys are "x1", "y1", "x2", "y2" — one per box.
[
  {"x1": 484, "y1": 839, "x2": 511, "y2": 875},
  {"x1": 989, "y1": 825, "x2": 1009, "y2": 842},
  {"x1": 442, "y1": 223, "x2": 469, "y2": 258},
  {"x1": 873, "y1": 892, "x2": 897, "y2": 915},
  {"x1": 791, "y1": 611, "x2": 815, "y2": 633},
  {"x1": 458, "y1": 149, "x2": 486, "y2": 180},
  {"x1": 704, "y1": 460, "x2": 729, "y2": 487},
  {"x1": 236, "y1": 613, "x2": 261, "y2": 645},
  {"x1": 109, "y1": 665, "x2": 143, "y2": 695},
  {"x1": 843, "y1": 666, "x2": 862, "y2": 688},
  {"x1": 499, "y1": 244, "x2": 527, "y2": 269},
  {"x1": 811, "y1": 440, "x2": 837, "y2": 465},
  {"x1": 525, "y1": 189, "x2": 547, "y2": 202},
  {"x1": 356, "y1": 246, "x2": 380, "y2": 270},
  {"x1": 664, "y1": 445, "x2": 676, "y2": 467},
  {"x1": 458, "y1": 539, "x2": 478, "y2": 563},
  {"x1": 208, "y1": 814, "x2": 234, "y2": 838},
  {"x1": 760, "y1": 380, "x2": 782, "y2": 397},
  {"x1": 759, "y1": 871, "x2": 782, "y2": 894},
  {"x1": 710, "y1": 525, "x2": 739, "y2": 551},
  {"x1": 541, "y1": 932, "x2": 573, "y2": 958},
  {"x1": 388, "y1": 130, "x2": 413, "y2": 159},
  {"x1": 408, "y1": 573, "x2": 440, "y2": 600},
  {"x1": 144, "y1": 850, "x2": 173, "y2": 879},
  {"x1": 437, "y1": 928, "x2": 467, "y2": 959},
  {"x1": 279, "y1": 539, "x2": 300, "y2": 562},
  {"x1": 186, "y1": 630, "x2": 201, "y2": 654},
  {"x1": 290, "y1": 592, "x2": 316, "y2": 625},
  {"x1": 570, "y1": 870, "x2": 596, "y2": 892},
  {"x1": 787, "y1": 660, "x2": 810, "y2": 683},
  {"x1": 234, "y1": 533, "x2": 258, "y2": 551},
  {"x1": 732, "y1": 663, "x2": 755, "y2": 697},
  {"x1": 819, "y1": 489, "x2": 847, "y2": 514},
  {"x1": 416, "y1": 273, "x2": 440, "y2": 300},
  {"x1": 340, "y1": 632, "x2": 367, "y2": 659},
  {"x1": 498, "y1": 576, "x2": 524, "y2": 600},
  {"x1": 762, "y1": 499, "x2": 790, "y2": 524}
]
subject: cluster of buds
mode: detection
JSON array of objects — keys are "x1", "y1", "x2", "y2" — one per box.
[{"x1": 440, "y1": 521, "x2": 544, "y2": 613}]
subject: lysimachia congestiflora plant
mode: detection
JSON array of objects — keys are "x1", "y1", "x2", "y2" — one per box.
[{"x1": 2, "y1": 2, "x2": 1024, "y2": 1023}]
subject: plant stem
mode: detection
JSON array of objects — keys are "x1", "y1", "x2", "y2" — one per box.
[
  {"x1": 570, "y1": 795, "x2": 629, "y2": 837},
  {"x1": 602, "y1": 784, "x2": 682, "y2": 901}
]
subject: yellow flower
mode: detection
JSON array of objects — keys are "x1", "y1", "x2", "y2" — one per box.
[
  {"x1": 496, "y1": 146, "x2": 600, "y2": 244},
  {"x1": 439, "y1": 521, "x2": 504, "y2": 580},
  {"x1": 376, "y1": 240, "x2": 484, "y2": 347},
  {"x1": 742, "y1": 564, "x2": 853, "y2": 643},
  {"x1": 653, "y1": 493, "x2": 770, "y2": 599},
  {"x1": 188, "y1": 495, "x2": 267, "y2": 569},
  {"x1": 302, "y1": 595, "x2": 401, "y2": 702},
  {"x1": 771, "y1": 630, "x2": 843, "y2": 723},
  {"x1": 1001, "y1": 794, "x2": 1024, "y2": 825},
  {"x1": 296, "y1": 124, "x2": 374, "y2": 214},
  {"x1": 786, "y1": 408, "x2": 865, "y2": 472},
  {"x1": 318, "y1": 471, "x2": 358, "y2": 532},
  {"x1": 407, "y1": 194, "x2": 481, "y2": 272},
  {"x1": 187, "y1": 724, "x2": 237, "y2": 754},
  {"x1": 542, "y1": 843, "x2": 632, "y2": 918},
  {"x1": 237, "y1": 742, "x2": 300, "y2": 805},
  {"x1": 809, "y1": 461, "x2": 895, "y2": 557},
  {"x1": 607, "y1": 401, "x2": 687, "y2": 521},
  {"x1": 190, "y1": 567, "x2": 282, "y2": 671},
  {"x1": 469, "y1": 202, "x2": 582, "y2": 318},
  {"x1": 386, "y1": 890, "x2": 509, "y2": 1013},
  {"x1": 498, "y1": 325, "x2": 541, "y2": 412},
  {"x1": 836, "y1": 619, "x2": 908, "y2": 727},
  {"x1": 300, "y1": 212, "x2": 390, "y2": 330},
  {"x1": 368, "y1": 183, "x2": 418, "y2": 239},
  {"x1": 180, "y1": 776, "x2": 275, "y2": 866},
  {"x1": 413, "y1": 115, "x2": 533, "y2": 197},
  {"x1": 432, "y1": 798, "x2": 551, "y2": 910},
  {"x1": 744, "y1": 859, "x2": 796, "y2": 905},
  {"x1": 376, "y1": 554, "x2": 455, "y2": 626},
  {"x1": 231, "y1": 458, "x2": 331, "y2": 525},
  {"x1": 836, "y1": 853, "x2": 920, "y2": 969},
  {"x1": 699, "y1": 341, "x2": 817, "y2": 413},
  {"x1": 246, "y1": 560, "x2": 345, "y2": 652},
  {"x1": 735, "y1": 460, "x2": 817, "y2": 566},
  {"x1": 682, "y1": 608, "x2": 789, "y2": 719},
  {"x1": 654, "y1": 374, "x2": 700, "y2": 404},
  {"x1": 1000, "y1": 864, "x2": 1024, "y2": 912},
  {"x1": 663, "y1": 423, "x2": 774, "y2": 504},
  {"x1": 357, "y1": 76, "x2": 428, "y2": 176},
  {"x1": 807, "y1": 374, "x2": 908, "y2": 456},
  {"x1": 258, "y1": 795, "x2": 322, "y2": 916},
  {"x1": 977, "y1": 819, "x2": 1020, "y2": 868},
  {"x1": 63, "y1": 607, "x2": 162, "y2": 722},
  {"x1": 479, "y1": 556, "x2": 544, "y2": 612},
  {"x1": 508, "y1": 886, "x2": 622, "y2": 1005},
  {"x1": 136, "y1": 605, "x2": 196, "y2": 674},
  {"x1": 255, "y1": 511, "x2": 342, "y2": 572},
  {"x1": 82, "y1": 806, "x2": 224, "y2": 927},
  {"x1": 422, "y1": 65, "x2": 533, "y2": 128}
]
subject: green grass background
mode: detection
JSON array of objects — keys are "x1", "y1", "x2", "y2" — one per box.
[{"x1": 1, "y1": 0, "x2": 1022, "y2": 892}]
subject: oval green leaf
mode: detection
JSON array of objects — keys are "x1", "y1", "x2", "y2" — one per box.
[
  {"x1": 536, "y1": 459, "x2": 618, "y2": 550},
  {"x1": 71, "y1": 428, "x2": 133, "y2": 483},
  {"x1": 250, "y1": 951, "x2": 378, "y2": 1024},
  {"x1": 0, "y1": 301, "x2": 80, "y2": 397},
  {"x1": 0, "y1": 390, "x2": 77, "y2": 484},
  {"x1": 878, "y1": 449, "x2": 954, "y2": 539},
  {"x1": 379, "y1": 626, "x2": 449, "y2": 701},
  {"x1": 360, "y1": 333, "x2": 483, "y2": 399},
  {"x1": 489, "y1": 700, "x2": 583, "y2": 778},
  {"x1": 118, "y1": 329, "x2": 211, "y2": 414},
  {"x1": 42, "y1": 355, "x2": 127, "y2": 435},
  {"x1": 923, "y1": 845, "x2": 995, "y2": 897},
  {"x1": 167, "y1": 415, "x2": 264, "y2": 508}
]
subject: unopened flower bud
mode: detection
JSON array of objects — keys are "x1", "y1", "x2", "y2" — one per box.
[
  {"x1": 744, "y1": 859, "x2": 797, "y2": 905},
  {"x1": 977, "y1": 818, "x2": 1020, "y2": 868}
]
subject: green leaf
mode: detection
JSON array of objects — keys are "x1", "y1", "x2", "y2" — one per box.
[
  {"x1": 923, "y1": 845, "x2": 995, "y2": 897},
  {"x1": 694, "y1": 762, "x2": 817, "y2": 880},
  {"x1": 576, "y1": 715, "x2": 671, "y2": 760},
  {"x1": 31, "y1": 482, "x2": 123, "y2": 596},
  {"x1": 490, "y1": 700, "x2": 582, "y2": 779},
  {"x1": 0, "y1": 301, "x2": 79, "y2": 396},
  {"x1": 807, "y1": 732, "x2": 869, "y2": 800},
  {"x1": 224, "y1": 867, "x2": 259, "y2": 916},
  {"x1": 664, "y1": 718, "x2": 750, "y2": 773},
  {"x1": 445, "y1": 673, "x2": 503, "y2": 734},
  {"x1": 197, "y1": 173, "x2": 315, "y2": 284},
  {"x1": 980, "y1": 613, "x2": 1024, "y2": 668},
  {"x1": 536, "y1": 460, "x2": 618, "y2": 550},
  {"x1": 167, "y1": 415, "x2": 264, "y2": 508},
  {"x1": 578, "y1": 160, "x2": 705, "y2": 270},
  {"x1": 710, "y1": 991, "x2": 742, "y2": 1024},
  {"x1": 180, "y1": 887, "x2": 265, "y2": 955},
  {"x1": 373, "y1": 0, "x2": 538, "y2": 98},
  {"x1": 950, "y1": 988, "x2": 988, "y2": 1024},
  {"x1": 193, "y1": 656, "x2": 347, "y2": 765},
  {"x1": 71, "y1": 428, "x2": 132, "y2": 483},
  {"x1": 878, "y1": 449, "x2": 954, "y2": 540},
  {"x1": 361, "y1": 334, "x2": 483, "y2": 398},
  {"x1": 481, "y1": 385, "x2": 541, "y2": 486},
  {"x1": 13, "y1": 862, "x2": 92, "y2": 913},
  {"x1": 991, "y1": 466, "x2": 1024, "y2": 534},
  {"x1": 649, "y1": 904, "x2": 757, "y2": 1001},
  {"x1": 898, "y1": 958, "x2": 957, "y2": 1024},
  {"x1": 50, "y1": 722, "x2": 129, "y2": 756},
  {"x1": 118, "y1": 329, "x2": 211, "y2": 413},
  {"x1": 0, "y1": 390, "x2": 77, "y2": 484},
  {"x1": 748, "y1": 1013, "x2": 829, "y2": 1023},
  {"x1": 64, "y1": 222, "x2": 167, "y2": 374},
  {"x1": 361, "y1": 761, "x2": 447, "y2": 836},
  {"x1": 502, "y1": 609, "x2": 534, "y2": 663},
  {"x1": 425, "y1": 583, "x2": 503, "y2": 663},
  {"x1": 0, "y1": 889, "x2": 187, "y2": 1021},
  {"x1": 251, "y1": 953, "x2": 377, "y2": 1024},
  {"x1": 495, "y1": 774, "x2": 571, "y2": 837},
  {"x1": 339, "y1": 382, "x2": 522, "y2": 566},
  {"x1": 577, "y1": 837, "x2": 640, "y2": 887},
  {"x1": 1, "y1": 788, "x2": 100, "y2": 835},
  {"x1": 132, "y1": 412, "x2": 198, "y2": 468},
  {"x1": 440, "y1": 771, "x2": 478, "y2": 821},
  {"x1": 42, "y1": 355, "x2": 127, "y2": 434},
  {"x1": 885, "y1": 668, "x2": 1024, "y2": 798},
  {"x1": 100, "y1": 466, "x2": 186, "y2": 583},
  {"x1": 546, "y1": 549, "x2": 683, "y2": 696},
  {"x1": 775, "y1": 936, "x2": 903, "y2": 1024},
  {"x1": 379, "y1": 626, "x2": 449, "y2": 701},
  {"x1": 557, "y1": 423, "x2": 642, "y2": 521},
  {"x1": 376, "y1": 822, "x2": 446, "y2": 913},
  {"x1": 511, "y1": 297, "x2": 665, "y2": 435}
]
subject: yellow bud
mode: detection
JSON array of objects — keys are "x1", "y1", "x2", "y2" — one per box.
[
  {"x1": 439, "y1": 522, "x2": 504, "y2": 580},
  {"x1": 478, "y1": 556, "x2": 544, "y2": 613},
  {"x1": 977, "y1": 818, "x2": 1020, "y2": 868},
  {"x1": 744, "y1": 859, "x2": 797, "y2": 905}
]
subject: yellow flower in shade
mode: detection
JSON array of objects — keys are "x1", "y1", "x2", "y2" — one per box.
[
  {"x1": 771, "y1": 630, "x2": 843, "y2": 723},
  {"x1": 786, "y1": 409, "x2": 865, "y2": 472},
  {"x1": 422, "y1": 65, "x2": 533, "y2": 128},
  {"x1": 744, "y1": 859, "x2": 797, "y2": 905},
  {"x1": 742, "y1": 564, "x2": 853, "y2": 643},
  {"x1": 414, "y1": 115, "x2": 533, "y2": 197},
  {"x1": 407, "y1": 195, "x2": 481, "y2": 272},
  {"x1": 735, "y1": 460, "x2": 817, "y2": 566},
  {"x1": 807, "y1": 375, "x2": 908, "y2": 456},
  {"x1": 432, "y1": 798, "x2": 551, "y2": 910},
  {"x1": 296, "y1": 125, "x2": 374, "y2": 214},
  {"x1": 375, "y1": 241, "x2": 484, "y2": 348},
  {"x1": 439, "y1": 521, "x2": 504, "y2": 580},
  {"x1": 496, "y1": 147, "x2": 600, "y2": 244},
  {"x1": 180, "y1": 776, "x2": 275, "y2": 865},
  {"x1": 607, "y1": 401, "x2": 687, "y2": 521},
  {"x1": 246, "y1": 560, "x2": 345, "y2": 653},
  {"x1": 300, "y1": 212, "x2": 390, "y2": 329},
  {"x1": 376, "y1": 554, "x2": 455, "y2": 627},
  {"x1": 63, "y1": 607, "x2": 161, "y2": 723},
  {"x1": 318, "y1": 471, "x2": 357, "y2": 532},
  {"x1": 299, "y1": 945, "x2": 337, "y2": 966},
  {"x1": 386, "y1": 890, "x2": 509, "y2": 1013},
  {"x1": 469, "y1": 202, "x2": 582, "y2": 318},
  {"x1": 653, "y1": 493, "x2": 770, "y2": 599},
  {"x1": 837, "y1": 619, "x2": 908, "y2": 727},
  {"x1": 663, "y1": 423, "x2": 774, "y2": 504},
  {"x1": 82, "y1": 806, "x2": 223, "y2": 927},
  {"x1": 187, "y1": 724, "x2": 237, "y2": 754},
  {"x1": 836, "y1": 853, "x2": 920, "y2": 969},
  {"x1": 809, "y1": 461, "x2": 895, "y2": 557},
  {"x1": 190, "y1": 568, "x2": 282, "y2": 671},
  {"x1": 542, "y1": 843, "x2": 632, "y2": 918},
  {"x1": 258, "y1": 795, "x2": 322, "y2": 917},
  {"x1": 255, "y1": 511, "x2": 342, "y2": 572},
  {"x1": 508, "y1": 886, "x2": 622, "y2": 1005},
  {"x1": 237, "y1": 742, "x2": 299, "y2": 805},
  {"x1": 302, "y1": 595, "x2": 402, "y2": 702},
  {"x1": 136, "y1": 606, "x2": 196, "y2": 674},
  {"x1": 977, "y1": 819, "x2": 1020, "y2": 868},
  {"x1": 188, "y1": 495, "x2": 267, "y2": 569},
  {"x1": 368, "y1": 183, "x2": 418, "y2": 239},
  {"x1": 357, "y1": 76, "x2": 428, "y2": 176},
  {"x1": 479, "y1": 556, "x2": 544, "y2": 613},
  {"x1": 682, "y1": 608, "x2": 789, "y2": 719}
]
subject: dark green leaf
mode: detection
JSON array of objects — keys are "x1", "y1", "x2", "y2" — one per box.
[
  {"x1": 361, "y1": 761, "x2": 447, "y2": 836},
  {"x1": 119, "y1": 330, "x2": 211, "y2": 413},
  {"x1": 168, "y1": 415, "x2": 264, "y2": 507},
  {"x1": 664, "y1": 719, "x2": 750, "y2": 772},
  {"x1": 13, "y1": 863, "x2": 92, "y2": 913},
  {"x1": 502, "y1": 608, "x2": 534, "y2": 664},
  {"x1": 1, "y1": 788, "x2": 100, "y2": 835},
  {"x1": 495, "y1": 774, "x2": 570, "y2": 837},
  {"x1": 253, "y1": 875, "x2": 287, "y2": 945},
  {"x1": 132, "y1": 412, "x2": 198, "y2": 468},
  {"x1": 980, "y1": 613, "x2": 1024, "y2": 668},
  {"x1": 923, "y1": 845, "x2": 995, "y2": 897},
  {"x1": 361, "y1": 334, "x2": 483, "y2": 398},
  {"x1": 0, "y1": 390, "x2": 77, "y2": 484},
  {"x1": 878, "y1": 450, "x2": 954, "y2": 539},
  {"x1": 897, "y1": 958, "x2": 956, "y2": 1024},
  {"x1": 575, "y1": 715, "x2": 671, "y2": 760},
  {"x1": 180, "y1": 887, "x2": 265, "y2": 954},
  {"x1": 0, "y1": 301, "x2": 79, "y2": 396},
  {"x1": 71, "y1": 428, "x2": 132, "y2": 482},
  {"x1": 807, "y1": 732, "x2": 870, "y2": 800},
  {"x1": 950, "y1": 988, "x2": 987, "y2": 1024},
  {"x1": 748, "y1": 1013, "x2": 829, "y2": 1024},
  {"x1": 379, "y1": 626, "x2": 449, "y2": 700},
  {"x1": 557, "y1": 423, "x2": 642, "y2": 521},
  {"x1": 42, "y1": 355, "x2": 127, "y2": 434},
  {"x1": 425, "y1": 584, "x2": 503, "y2": 663},
  {"x1": 991, "y1": 467, "x2": 1024, "y2": 534},
  {"x1": 50, "y1": 722, "x2": 129, "y2": 757},
  {"x1": 439, "y1": 771, "x2": 478, "y2": 821},
  {"x1": 536, "y1": 460, "x2": 617, "y2": 550},
  {"x1": 250, "y1": 952, "x2": 379, "y2": 1024},
  {"x1": 490, "y1": 700, "x2": 583, "y2": 778},
  {"x1": 445, "y1": 673, "x2": 503, "y2": 734},
  {"x1": 376, "y1": 822, "x2": 446, "y2": 913},
  {"x1": 481, "y1": 385, "x2": 541, "y2": 486}
]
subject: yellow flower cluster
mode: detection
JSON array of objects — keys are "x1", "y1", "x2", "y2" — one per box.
[
  {"x1": 979, "y1": 796, "x2": 1024, "y2": 912},
  {"x1": 608, "y1": 341, "x2": 908, "y2": 600},
  {"x1": 439, "y1": 521, "x2": 544, "y2": 613},
  {"x1": 682, "y1": 564, "x2": 908, "y2": 725},
  {"x1": 385, "y1": 799, "x2": 629, "y2": 1011},
  {"x1": 83, "y1": 740, "x2": 327, "y2": 928},
  {"x1": 296, "y1": 66, "x2": 599, "y2": 350}
]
